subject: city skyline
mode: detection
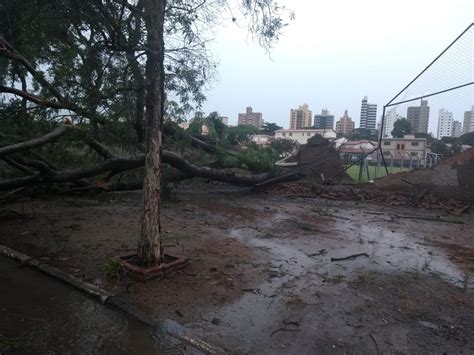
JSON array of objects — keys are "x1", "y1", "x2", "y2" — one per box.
[
  {"x1": 227, "y1": 100, "x2": 473, "y2": 138},
  {"x1": 200, "y1": 1, "x2": 472, "y2": 135}
]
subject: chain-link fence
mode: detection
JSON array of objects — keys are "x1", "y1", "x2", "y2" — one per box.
[{"x1": 344, "y1": 23, "x2": 473, "y2": 183}]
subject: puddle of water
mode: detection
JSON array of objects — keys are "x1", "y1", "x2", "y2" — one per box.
[
  {"x1": 0, "y1": 257, "x2": 188, "y2": 354},
  {"x1": 333, "y1": 220, "x2": 472, "y2": 289}
]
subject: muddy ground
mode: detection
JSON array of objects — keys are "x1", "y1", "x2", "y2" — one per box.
[{"x1": 1, "y1": 186, "x2": 473, "y2": 354}]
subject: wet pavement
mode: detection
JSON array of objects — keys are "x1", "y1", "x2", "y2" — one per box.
[{"x1": 0, "y1": 256, "x2": 185, "y2": 354}]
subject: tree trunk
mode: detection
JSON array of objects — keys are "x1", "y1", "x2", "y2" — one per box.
[
  {"x1": 127, "y1": 52, "x2": 146, "y2": 144},
  {"x1": 137, "y1": 0, "x2": 166, "y2": 266}
]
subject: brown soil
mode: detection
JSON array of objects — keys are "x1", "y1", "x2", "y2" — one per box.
[
  {"x1": 0, "y1": 192, "x2": 266, "y2": 322},
  {"x1": 373, "y1": 148, "x2": 474, "y2": 201},
  {"x1": 1, "y1": 188, "x2": 473, "y2": 354},
  {"x1": 284, "y1": 141, "x2": 349, "y2": 182}
]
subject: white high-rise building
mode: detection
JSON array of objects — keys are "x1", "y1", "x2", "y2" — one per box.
[
  {"x1": 452, "y1": 120, "x2": 463, "y2": 137},
  {"x1": 437, "y1": 109, "x2": 453, "y2": 139},
  {"x1": 464, "y1": 106, "x2": 474, "y2": 134},
  {"x1": 382, "y1": 108, "x2": 401, "y2": 138},
  {"x1": 360, "y1": 96, "x2": 377, "y2": 131}
]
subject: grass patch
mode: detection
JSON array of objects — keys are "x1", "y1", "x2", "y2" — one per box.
[
  {"x1": 346, "y1": 165, "x2": 412, "y2": 183},
  {"x1": 103, "y1": 258, "x2": 124, "y2": 280}
]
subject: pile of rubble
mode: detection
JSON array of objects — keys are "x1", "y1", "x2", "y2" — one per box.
[
  {"x1": 277, "y1": 138, "x2": 350, "y2": 184},
  {"x1": 373, "y1": 148, "x2": 474, "y2": 202},
  {"x1": 265, "y1": 180, "x2": 471, "y2": 215}
]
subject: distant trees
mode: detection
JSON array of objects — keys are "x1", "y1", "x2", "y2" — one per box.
[
  {"x1": 224, "y1": 125, "x2": 258, "y2": 145},
  {"x1": 440, "y1": 136, "x2": 458, "y2": 144},
  {"x1": 391, "y1": 118, "x2": 412, "y2": 138},
  {"x1": 260, "y1": 122, "x2": 282, "y2": 136},
  {"x1": 270, "y1": 138, "x2": 296, "y2": 157},
  {"x1": 459, "y1": 132, "x2": 474, "y2": 146},
  {"x1": 347, "y1": 128, "x2": 379, "y2": 141},
  {"x1": 430, "y1": 140, "x2": 452, "y2": 155},
  {"x1": 414, "y1": 132, "x2": 435, "y2": 144}
]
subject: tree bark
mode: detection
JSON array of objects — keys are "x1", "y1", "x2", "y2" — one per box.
[
  {"x1": 0, "y1": 125, "x2": 69, "y2": 158},
  {"x1": 138, "y1": 0, "x2": 167, "y2": 265}
]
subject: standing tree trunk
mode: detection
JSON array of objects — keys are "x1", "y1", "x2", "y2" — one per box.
[{"x1": 137, "y1": 0, "x2": 166, "y2": 265}]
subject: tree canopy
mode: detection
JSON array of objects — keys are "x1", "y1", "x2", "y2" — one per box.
[
  {"x1": 459, "y1": 132, "x2": 474, "y2": 146},
  {"x1": 0, "y1": 0, "x2": 291, "y2": 265},
  {"x1": 347, "y1": 128, "x2": 379, "y2": 141},
  {"x1": 260, "y1": 121, "x2": 282, "y2": 135},
  {"x1": 391, "y1": 118, "x2": 412, "y2": 138}
]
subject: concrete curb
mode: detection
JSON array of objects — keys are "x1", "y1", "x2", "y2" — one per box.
[
  {"x1": 0, "y1": 245, "x2": 112, "y2": 303},
  {"x1": 0, "y1": 244, "x2": 227, "y2": 355}
]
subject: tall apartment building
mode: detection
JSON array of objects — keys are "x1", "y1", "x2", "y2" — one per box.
[
  {"x1": 335, "y1": 110, "x2": 355, "y2": 135},
  {"x1": 290, "y1": 104, "x2": 312, "y2": 129},
  {"x1": 407, "y1": 99, "x2": 430, "y2": 134},
  {"x1": 452, "y1": 120, "x2": 463, "y2": 137},
  {"x1": 238, "y1": 106, "x2": 262, "y2": 129},
  {"x1": 359, "y1": 96, "x2": 377, "y2": 131},
  {"x1": 219, "y1": 116, "x2": 229, "y2": 126},
  {"x1": 437, "y1": 109, "x2": 453, "y2": 139},
  {"x1": 382, "y1": 108, "x2": 401, "y2": 138},
  {"x1": 464, "y1": 106, "x2": 474, "y2": 134},
  {"x1": 313, "y1": 109, "x2": 334, "y2": 129}
]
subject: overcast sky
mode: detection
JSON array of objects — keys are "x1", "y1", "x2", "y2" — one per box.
[{"x1": 201, "y1": 0, "x2": 473, "y2": 134}]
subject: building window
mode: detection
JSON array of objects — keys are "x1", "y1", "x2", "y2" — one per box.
[
  {"x1": 411, "y1": 141, "x2": 419, "y2": 146},
  {"x1": 397, "y1": 144, "x2": 400, "y2": 150},
  {"x1": 383, "y1": 141, "x2": 391, "y2": 146},
  {"x1": 289, "y1": 132, "x2": 293, "y2": 137},
  {"x1": 401, "y1": 144, "x2": 405, "y2": 150},
  {"x1": 282, "y1": 133, "x2": 286, "y2": 137},
  {"x1": 410, "y1": 152, "x2": 418, "y2": 156},
  {"x1": 307, "y1": 132, "x2": 311, "y2": 136}
]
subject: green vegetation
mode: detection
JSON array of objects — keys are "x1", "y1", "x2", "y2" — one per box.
[
  {"x1": 346, "y1": 164, "x2": 410, "y2": 182},
  {"x1": 347, "y1": 128, "x2": 379, "y2": 141},
  {"x1": 224, "y1": 124, "x2": 258, "y2": 145},
  {"x1": 260, "y1": 122, "x2": 282, "y2": 135},
  {"x1": 391, "y1": 118, "x2": 412, "y2": 138},
  {"x1": 103, "y1": 258, "x2": 124, "y2": 280},
  {"x1": 0, "y1": 336, "x2": 24, "y2": 351}
]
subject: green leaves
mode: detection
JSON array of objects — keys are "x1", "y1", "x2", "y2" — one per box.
[{"x1": 391, "y1": 118, "x2": 412, "y2": 138}]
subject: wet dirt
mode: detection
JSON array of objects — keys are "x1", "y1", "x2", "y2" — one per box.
[
  {"x1": 0, "y1": 256, "x2": 190, "y2": 354},
  {"x1": 1, "y1": 190, "x2": 473, "y2": 353},
  {"x1": 184, "y1": 196, "x2": 474, "y2": 354}
]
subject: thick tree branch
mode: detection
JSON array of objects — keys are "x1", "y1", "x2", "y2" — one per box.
[
  {"x1": 88, "y1": 139, "x2": 116, "y2": 159},
  {"x1": 0, "y1": 36, "x2": 66, "y2": 102},
  {"x1": 0, "y1": 37, "x2": 104, "y2": 124},
  {"x1": 0, "y1": 124, "x2": 278, "y2": 191},
  {"x1": 0, "y1": 85, "x2": 65, "y2": 110},
  {"x1": 162, "y1": 150, "x2": 273, "y2": 185},
  {"x1": 2, "y1": 157, "x2": 36, "y2": 175},
  {"x1": 0, "y1": 125, "x2": 69, "y2": 158}
]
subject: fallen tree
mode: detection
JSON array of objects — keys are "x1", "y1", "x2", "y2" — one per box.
[
  {"x1": 0, "y1": 124, "x2": 275, "y2": 191},
  {"x1": 0, "y1": 0, "x2": 291, "y2": 267}
]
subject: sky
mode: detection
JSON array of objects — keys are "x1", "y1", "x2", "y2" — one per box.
[{"x1": 200, "y1": 0, "x2": 473, "y2": 134}]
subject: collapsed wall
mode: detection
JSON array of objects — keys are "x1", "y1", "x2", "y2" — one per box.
[{"x1": 373, "y1": 148, "x2": 474, "y2": 202}]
